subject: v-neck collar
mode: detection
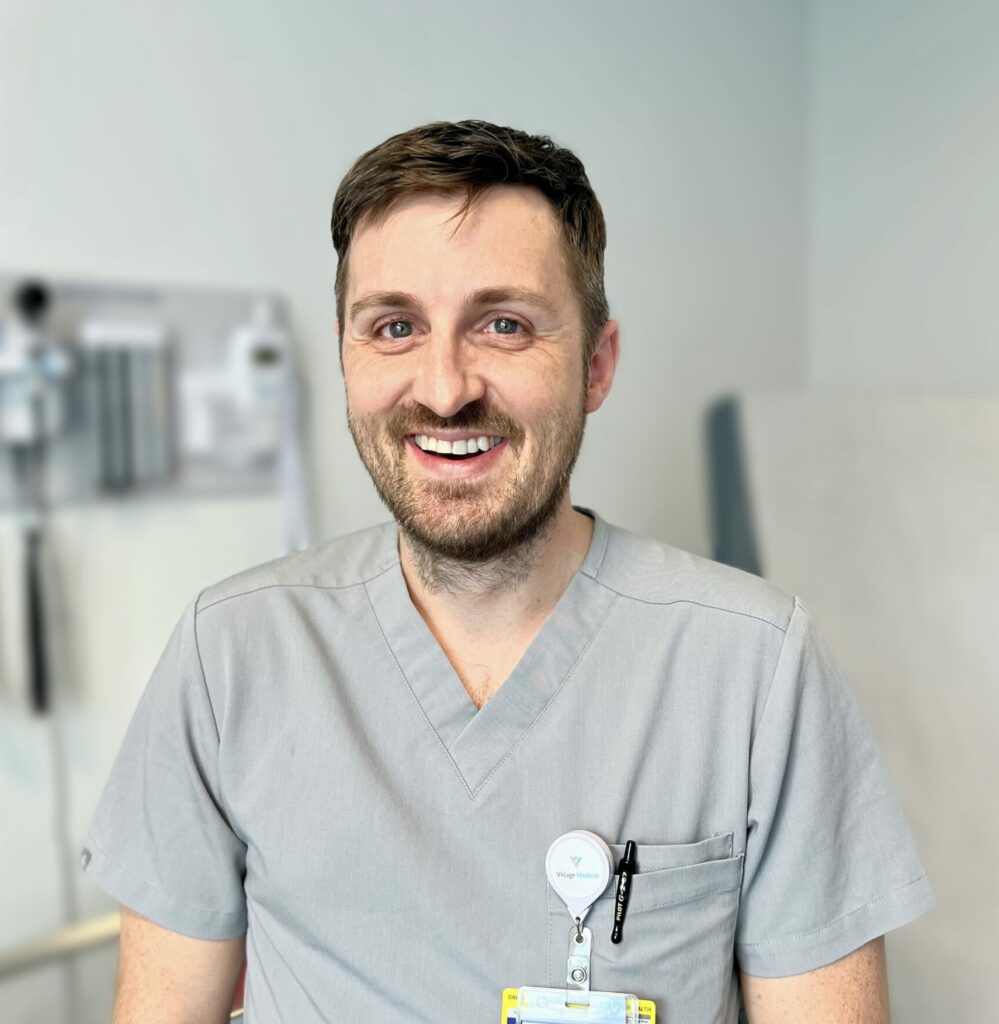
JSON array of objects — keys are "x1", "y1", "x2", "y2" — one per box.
[{"x1": 363, "y1": 510, "x2": 616, "y2": 796}]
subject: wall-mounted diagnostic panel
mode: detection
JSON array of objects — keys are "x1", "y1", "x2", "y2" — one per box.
[{"x1": 0, "y1": 272, "x2": 308, "y2": 515}]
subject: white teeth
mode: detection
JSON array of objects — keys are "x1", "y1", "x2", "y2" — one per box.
[{"x1": 414, "y1": 434, "x2": 503, "y2": 453}]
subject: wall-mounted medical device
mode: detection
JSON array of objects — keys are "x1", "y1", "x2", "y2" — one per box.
[
  {"x1": 0, "y1": 273, "x2": 308, "y2": 511},
  {"x1": 0, "y1": 271, "x2": 311, "y2": 711}
]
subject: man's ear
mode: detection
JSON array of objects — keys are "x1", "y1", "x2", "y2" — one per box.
[{"x1": 585, "y1": 320, "x2": 620, "y2": 413}]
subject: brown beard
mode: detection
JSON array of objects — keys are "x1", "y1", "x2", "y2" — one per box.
[{"x1": 347, "y1": 396, "x2": 586, "y2": 571}]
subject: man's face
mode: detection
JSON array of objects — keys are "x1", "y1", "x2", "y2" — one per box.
[{"x1": 341, "y1": 186, "x2": 613, "y2": 562}]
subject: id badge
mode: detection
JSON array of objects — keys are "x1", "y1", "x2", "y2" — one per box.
[{"x1": 499, "y1": 987, "x2": 656, "y2": 1023}]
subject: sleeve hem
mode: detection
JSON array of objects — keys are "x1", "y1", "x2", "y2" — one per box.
[
  {"x1": 81, "y1": 836, "x2": 247, "y2": 941},
  {"x1": 735, "y1": 874, "x2": 935, "y2": 978}
]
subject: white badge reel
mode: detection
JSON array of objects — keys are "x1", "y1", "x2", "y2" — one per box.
[{"x1": 545, "y1": 830, "x2": 614, "y2": 933}]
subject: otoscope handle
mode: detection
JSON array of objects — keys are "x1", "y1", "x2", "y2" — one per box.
[{"x1": 25, "y1": 527, "x2": 49, "y2": 714}]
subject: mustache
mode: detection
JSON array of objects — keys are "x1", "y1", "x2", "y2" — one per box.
[{"x1": 386, "y1": 401, "x2": 524, "y2": 441}]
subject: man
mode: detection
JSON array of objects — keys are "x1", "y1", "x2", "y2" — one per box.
[{"x1": 84, "y1": 120, "x2": 933, "y2": 1023}]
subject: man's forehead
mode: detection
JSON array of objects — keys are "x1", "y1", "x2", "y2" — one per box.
[{"x1": 346, "y1": 187, "x2": 570, "y2": 307}]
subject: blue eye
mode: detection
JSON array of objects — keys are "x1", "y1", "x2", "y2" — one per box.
[
  {"x1": 491, "y1": 318, "x2": 523, "y2": 335},
  {"x1": 378, "y1": 320, "x2": 413, "y2": 339}
]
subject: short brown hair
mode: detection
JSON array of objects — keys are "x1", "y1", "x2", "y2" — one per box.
[{"x1": 330, "y1": 119, "x2": 609, "y2": 362}]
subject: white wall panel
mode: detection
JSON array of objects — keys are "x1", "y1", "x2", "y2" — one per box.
[{"x1": 740, "y1": 391, "x2": 999, "y2": 1022}]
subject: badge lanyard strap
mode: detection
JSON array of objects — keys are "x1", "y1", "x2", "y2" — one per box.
[
  {"x1": 567, "y1": 924, "x2": 593, "y2": 1003},
  {"x1": 546, "y1": 831, "x2": 615, "y2": 1004}
]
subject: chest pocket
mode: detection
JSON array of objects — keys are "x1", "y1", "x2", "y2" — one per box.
[{"x1": 546, "y1": 833, "x2": 743, "y2": 1015}]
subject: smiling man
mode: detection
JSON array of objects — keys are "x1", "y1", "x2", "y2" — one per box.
[{"x1": 84, "y1": 121, "x2": 933, "y2": 1023}]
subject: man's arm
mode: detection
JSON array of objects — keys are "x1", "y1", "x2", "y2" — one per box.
[
  {"x1": 740, "y1": 936, "x2": 890, "y2": 1023},
  {"x1": 112, "y1": 907, "x2": 246, "y2": 1024}
]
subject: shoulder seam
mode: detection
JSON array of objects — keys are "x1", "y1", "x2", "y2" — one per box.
[
  {"x1": 196, "y1": 560, "x2": 398, "y2": 614},
  {"x1": 191, "y1": 591, "x2": 221, "y2": 743},
  {"x1": 589, "y1": 579, "x2": 790, "y2": 633},
  {"x1": 750, "y1": 596, "x2": 803, "y2": 748}
]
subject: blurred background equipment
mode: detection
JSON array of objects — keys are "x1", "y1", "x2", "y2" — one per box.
[
  {"x1": 0, "y1": 271, "x2": 311, "y2": 1023},
  {"x1": 0, "y1": 280, "x2": 69, "y2": 714},
  {"x1": 709, "y1": 392, "x2": 999, "y2": 1023},
  {"x1": 0, "y1": 273, "x2": 310, "y2": 531}
]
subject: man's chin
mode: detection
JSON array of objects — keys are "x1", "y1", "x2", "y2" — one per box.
[
  {"x1": 399, "y1": 517, "x2": 519, "y2": 564},
  {"x1": 397, "y1": 494, "x2": 565, "y2": 565}
]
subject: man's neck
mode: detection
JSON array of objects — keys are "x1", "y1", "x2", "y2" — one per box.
[{"x1": 398, "y1": 502, "x2": 594, "y2": 698}]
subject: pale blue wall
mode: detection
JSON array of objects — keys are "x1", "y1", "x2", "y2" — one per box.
[{"x1": 807, "y1": 0, "x2": 999, "y2": 388}]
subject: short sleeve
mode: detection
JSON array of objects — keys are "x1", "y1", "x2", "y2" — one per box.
[
  {"x1": 81, "y1": 597, "x2": 247, "y2": 939},
  {"x1": 735, "y1": 598, "x2": 935, "y2": 976}
]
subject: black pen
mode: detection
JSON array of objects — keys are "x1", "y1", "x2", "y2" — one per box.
[{"x1": 611, "y1": 840, "x2": 637, "y2": 944}]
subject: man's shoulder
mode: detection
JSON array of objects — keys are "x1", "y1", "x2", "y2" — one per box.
[
  {"x1": 196, "y1": 521, "x2": 398, "y2": 613},
  {"x1": 593, "y1": 520, "x2": 794, "y2": 633}
]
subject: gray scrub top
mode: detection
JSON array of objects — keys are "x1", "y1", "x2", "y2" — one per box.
[{"x1": 83, "y1": 511, "x2": 934, "y2": 1022}]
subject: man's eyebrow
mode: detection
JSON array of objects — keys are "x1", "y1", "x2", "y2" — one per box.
[
  {"x1": 348, "y1": 287, "x2": 558, "y2": 322},
  {"x1": 469, "y1": 288, "x2": 559, "y2": 316},
  {"x1": 349, "y1": 292, "x2": 420, "y2": 320}
]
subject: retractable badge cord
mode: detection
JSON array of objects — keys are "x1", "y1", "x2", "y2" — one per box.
[{"x1": 546, "y1": 830, "x2": 614, "y2": 996}]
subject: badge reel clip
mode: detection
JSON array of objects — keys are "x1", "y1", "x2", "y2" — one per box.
[{"x1": 504, "y1": 831, "x2": 647, "y2": 1024}]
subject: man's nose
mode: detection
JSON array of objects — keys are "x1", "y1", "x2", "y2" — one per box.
[{"x1": 410, "y1": 334, "x2": 485, "y2": 419}]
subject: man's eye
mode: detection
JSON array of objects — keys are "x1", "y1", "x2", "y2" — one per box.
[
  {"x1": 376, "y1": 320, "x2": 414, "y2": 339},
  {"x1": 489, "y1": 317, "x2": 524, "y2": 335}
]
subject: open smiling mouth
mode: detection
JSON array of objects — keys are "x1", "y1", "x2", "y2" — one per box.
[{"x1": 409, "y1": 434, "x2": 506, "y2": 461}]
